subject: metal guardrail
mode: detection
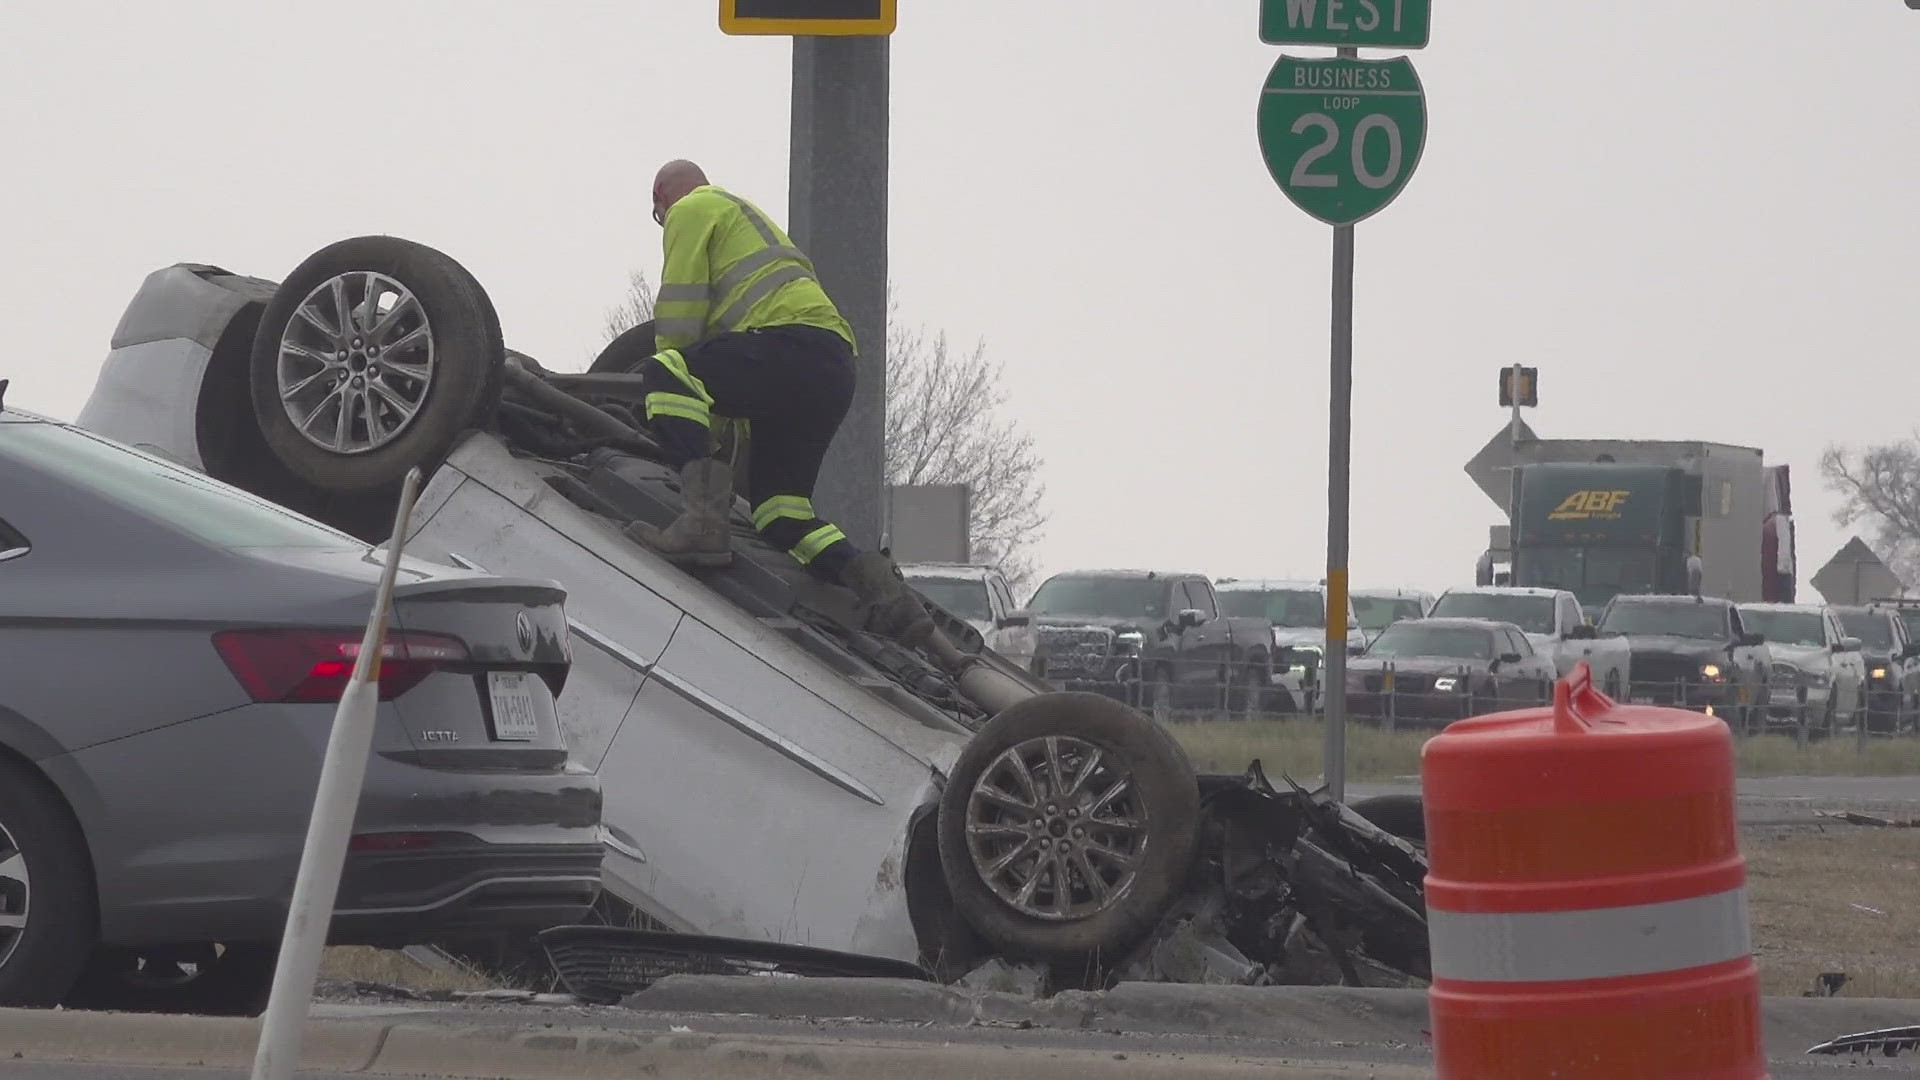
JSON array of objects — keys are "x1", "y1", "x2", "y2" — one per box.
[{"x1": 1017, "y1": 655, "x2": 1920, "y2": 743}]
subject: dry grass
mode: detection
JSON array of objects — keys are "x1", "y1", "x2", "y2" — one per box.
[
  {"x1": 1746, "y1": 826, "x2": 1920, "y2": 997},
  {"x1": 318, "y1": 946, "x2": 495, "y2": 994},
  {"x1": 1167, "y1": 717, "x2": 1920, "y2": 781}
]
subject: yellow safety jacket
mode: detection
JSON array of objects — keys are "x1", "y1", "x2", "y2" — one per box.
[{"x1": 653, "y1": 185, "x2": 856, "y2": 356}]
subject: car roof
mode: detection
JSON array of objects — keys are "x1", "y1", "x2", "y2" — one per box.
[
  {"x1": 1351, "y1": 586, "x2": 1432, "y2": 598},
  {"x1": 1738, "y1": 601, "x2": 1829, "y2": 614},
  {"x1": 1438, "y1": 585, "x2": 1561, "y2": 599},
  {"x1": 1403, "y1": 616, "x2": 1516, "y2": 633},
  {"x1": 1611, "y1": 593, "x2": 1733, "y2": 607},
  {"x1": 900, "y1": 563, "x2": 995, "y2": 581},
  {"x1": 1214, "y1": 578, "x2": 1323, "y2": 592},
  {"x1": 1045, "y1": 568, "x2": 1198, "y2": 581}
]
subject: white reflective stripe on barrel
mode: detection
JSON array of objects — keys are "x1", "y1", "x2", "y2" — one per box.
[{"x1": 1428, "y1": 887, "x2": 1752, "y2": 983}]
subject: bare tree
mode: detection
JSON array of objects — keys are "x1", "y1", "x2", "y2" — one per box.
[
  {"x1": 600, "y1": 274, "x2": 1048, "y2": 591},
  {"x1": 1821, "y1": 434, "x2": 1920, "y2": 587},
  {"x1": 601, "y1": 269, "x2": 656, "y2": 348},
  {"x1": 883, "y1": 302, "x2": 1048, "y2": 594}
]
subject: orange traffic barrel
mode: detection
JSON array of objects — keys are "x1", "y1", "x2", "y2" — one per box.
[{"x1": 1420, "y1": 660, "x2": 1765, "y2": 1079}]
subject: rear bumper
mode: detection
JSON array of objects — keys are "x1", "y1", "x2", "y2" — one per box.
[
  {"x1": 58, "y1": 700, "x2": 605, "y2": 949},
  {"x1": 332, "y1": 839, "x2": 604, "y2": 945}
]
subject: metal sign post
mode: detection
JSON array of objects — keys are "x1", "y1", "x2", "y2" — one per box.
[{"x1": 1257, "y1": 1, "x2": 1430, "y2": 801}]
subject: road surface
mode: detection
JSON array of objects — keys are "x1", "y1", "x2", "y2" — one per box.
[{"x1": 1350, "y1": 775, "x2": 1920, "y2": 827}]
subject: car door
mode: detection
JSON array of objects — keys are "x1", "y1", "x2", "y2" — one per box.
[
  {"x1": 1828, "y1": 610, "x2": 1866, "y2": 716},
  {"x1": 987, "y1": 573, "x2": 1035, "y2": 667},
  {"x1": 1494, "y1": 628, "x2": 1537, "y2": 704},
  {"x1": 1172, "y1": 579, "x2": 1225, "y2": 688}
]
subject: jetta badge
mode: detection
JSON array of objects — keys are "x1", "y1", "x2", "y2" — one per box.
[{"x1": 516, "y1": 612, "x2": 536, "y2": 654}]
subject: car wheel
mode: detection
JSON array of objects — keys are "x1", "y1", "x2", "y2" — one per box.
[
  {"x1": 64, "y1": 944, "x2": 277, "y2": 1017},
  {"x1": 249, "y1": 235, "x2": 506, "y2": 496},
  {"x1": 589, "y1": 319, "x2": 658, "y2": 374},
  {"x1": 936, "y1": 691, "x2": 1201, "y2": 968},
  {"x1": 0, "y1": 758, "x2": 97, "y2": 1008},
  {"x1": 1347, "y1": 794, "x2": 1426, "y2": 845}
]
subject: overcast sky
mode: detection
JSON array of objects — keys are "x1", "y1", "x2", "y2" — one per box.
[{"x1": 4, "y1": 1, "x2": 1916, "y2": 598}]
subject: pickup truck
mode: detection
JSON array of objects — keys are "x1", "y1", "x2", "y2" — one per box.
[
  {"x1": 900, "y1": 562, "x2": 1039, "y2": 670},
  {"x1": 1593, "y1": 594, "x2": 1772, "y2": 728},
  {"x1": 1427, "y1": 586, "x2": 1632, "y2": 697},
  {"x1": 1213, "y1": 578, "x2": 1366, "y2": 715},
  {"x1": 1022, "y1": 569, "x2": 1274, "y2": 719}
]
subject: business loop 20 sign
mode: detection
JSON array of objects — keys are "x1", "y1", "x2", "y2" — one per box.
[{"x1": 1257, "y1": 55, "x2": 1427, "y2": 227}]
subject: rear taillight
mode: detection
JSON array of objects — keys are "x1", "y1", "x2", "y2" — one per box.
[{"x1": 212, "y1": 628, "x2": 468, "y2": 704}]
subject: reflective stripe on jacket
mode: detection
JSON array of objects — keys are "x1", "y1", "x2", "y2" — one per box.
[{"x1": 654, "y1": 185, "x2": 856, "y2": 355}]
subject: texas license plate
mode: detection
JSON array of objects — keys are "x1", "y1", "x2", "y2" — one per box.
[{"x1": 487, "y1": 671, "x2": 541, "y2": 741}]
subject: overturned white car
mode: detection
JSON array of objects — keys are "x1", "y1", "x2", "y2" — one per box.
[{"x1": 76, "y1": 236, "x2": 1431, "y2": 993}]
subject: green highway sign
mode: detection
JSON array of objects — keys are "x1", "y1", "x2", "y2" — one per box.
[
  {"x1": 1260, "y1": 0, "x2": 1430, "y2": 50},
  {"x1": 1257, "y1": 55, "x2": 1427, "y2": 227}
]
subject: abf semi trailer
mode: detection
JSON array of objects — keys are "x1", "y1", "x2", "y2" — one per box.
[{"x1": 1481, "y1": 440, "x2": 1796, "y2": 615}]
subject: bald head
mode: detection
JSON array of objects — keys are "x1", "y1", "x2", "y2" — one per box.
[{"x1": 652, "y1": 160, "x2": 709, "y2": 223}]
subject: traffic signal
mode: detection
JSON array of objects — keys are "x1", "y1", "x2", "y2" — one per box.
[
  {"x1": 1498, "y1": 366, "x2": 1539, "y2": 408},
  {"x1": 719, "y1": 0, "x2": 897, "y2": 35}
]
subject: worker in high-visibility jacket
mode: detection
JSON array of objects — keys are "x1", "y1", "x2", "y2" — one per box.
[{"x1": 625, "y1": 159, "x2": 933, "y2": 645}]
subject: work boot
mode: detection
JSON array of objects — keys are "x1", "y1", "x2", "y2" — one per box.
[
  {"x1": 838, "y1": 551, "x2": 938, "y2": 647},
  {"x1": 625, "y1": 458, "x2": 735, "y2": 568}
]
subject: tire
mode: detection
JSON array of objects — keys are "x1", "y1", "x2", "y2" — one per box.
[
  {"x1": 64, "y1": 944, "x2": 277, "y2": 1017},
  {"x1": 250, "y1": 235, "x2": 506, "y2": 496},
  {"x1": 589, "y1": 320, "x2": 658, "y2": 374},
  {"x1": 0, "y1": 758, "x2": 97, "y2": 1008},
  {"x1": 936, "y1": 691, "x2": 1201, "y2": 968},
  {"x1": 1347, "y1": 794, "x2": 1426, "y2": 844}
]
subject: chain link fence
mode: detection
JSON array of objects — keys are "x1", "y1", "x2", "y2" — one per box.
[{"x1": 1021, "y1": 653, "x2": 1920, "y2": 747}]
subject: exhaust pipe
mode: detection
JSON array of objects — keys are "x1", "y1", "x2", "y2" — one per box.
[{"x1": 922, "y1": 629, "x2": 1040, "y2": 718}]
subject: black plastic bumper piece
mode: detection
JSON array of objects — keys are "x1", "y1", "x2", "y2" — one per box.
[{"x1": 537, "y1": 926, "x2": 935, "y2": 1005}]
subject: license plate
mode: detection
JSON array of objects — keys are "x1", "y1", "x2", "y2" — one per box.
[{"x1": 487, "y1": 671, "x2": 541, "y2": 741}]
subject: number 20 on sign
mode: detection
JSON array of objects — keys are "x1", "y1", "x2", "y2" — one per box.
[{"x1": 1258, "y1": 55, "x2": 1427, "y2": 227}]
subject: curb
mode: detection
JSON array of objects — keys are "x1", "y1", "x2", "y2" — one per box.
[
  {"x1": 624, "y1": 975, "x2": 1920, "y2": 1055},
  {"x1": 0, "y1": 1009, "x2": 386, "y2": 1072},
  {"x1": 626, "y1": 975, "x2": 1436, "y2": 1045},
  {"x1": 1, "y1": 1009, "x2": 1422, "y2": 1080}
]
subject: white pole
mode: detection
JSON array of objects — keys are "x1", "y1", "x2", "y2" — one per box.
[{"x1": 251, "y1": 467, "x2": 425, "y2": 1080}]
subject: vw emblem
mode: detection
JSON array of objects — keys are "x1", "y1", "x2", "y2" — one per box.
[{"x1": 515, "y1": 612, "x2": 536, "y2": 654}]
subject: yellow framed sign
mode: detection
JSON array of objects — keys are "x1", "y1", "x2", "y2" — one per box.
[{"x1": 720, "y1": 0, "x2": 897, "y2": 36}]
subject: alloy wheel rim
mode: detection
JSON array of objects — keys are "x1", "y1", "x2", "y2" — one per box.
[
  {"x1": 963, "y1": 735, "x2": 1149, "y2": 921},
  {"x1": 0, "y1": 818, "x2": 30, "y2": 971},
  {"x1": 277, "y1": 271, "x2": 435, "y2": 454}
]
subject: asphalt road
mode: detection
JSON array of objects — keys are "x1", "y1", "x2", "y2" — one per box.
[
  {"x1": 1349, "y1": 775, "x2": 1920, "y2": 826},
  {"x1": 12, "y1": 1015, "x2": 1912, "y2": 1080}
]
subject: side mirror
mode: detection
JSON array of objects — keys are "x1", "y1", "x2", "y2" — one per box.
[
  {"x1": 1739, "y1": 632, "x2": 1765, "y2": 648},
  {"x1": 1175, "y1": 608, "x2": 1205, "y2": 630},
  {"x1": 1836, "y1": 636, "x2": 1862, "y2": 653},
  {"x1": 1498, "y1": 652, "x2": 1524, "y2": 665},
  {"x1": 1347, "y1": 642, "x2": 1366, "y2": 656},
  {"x1": 1566, "y1": 623, "x2": 1597, "y2": 640},
  {"x1": 997, "y1": 610, "x2": 1032, "y2": 629}
]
